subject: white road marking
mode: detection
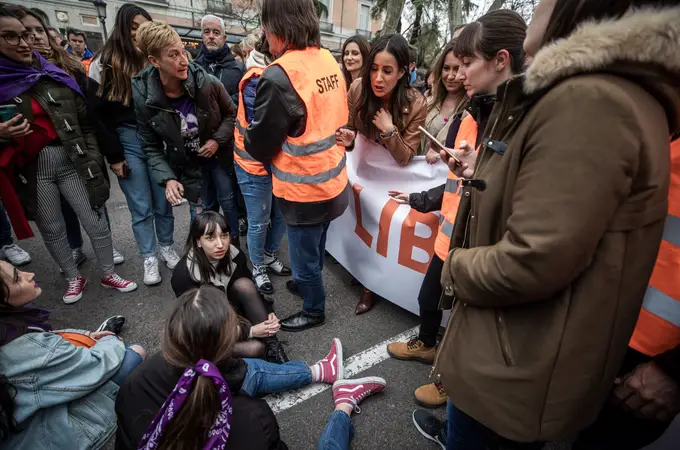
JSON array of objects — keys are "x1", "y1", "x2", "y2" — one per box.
[{"x1": 265, "y1": 326, "x2": 420, "y2": 414}]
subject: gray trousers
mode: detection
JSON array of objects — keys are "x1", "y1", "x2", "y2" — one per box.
[{"x1": 35, "y1": 145, "x2": 113, "y2": 279}]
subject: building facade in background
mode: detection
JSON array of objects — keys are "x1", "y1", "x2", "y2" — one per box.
[{"x1": 23, "y1": 0, "x2": 383, "y2": 54}]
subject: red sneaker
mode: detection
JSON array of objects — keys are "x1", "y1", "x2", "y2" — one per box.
[
  {"x1": 332, "y1": 377, "x2": 386, "y2": 413},
  {"x1": 101, "y1": 273, "x2": 138, "y2": 293},
  {"x1": 315, "y1": 338, "x2": 344, "y2": 384},
  {"x1": 63, "y1": 276, "x2": 87, "y2": 304}
]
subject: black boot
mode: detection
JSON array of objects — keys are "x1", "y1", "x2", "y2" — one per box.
[{"x1": 264, "y1": 339, "x2": 289, "y2": 364}]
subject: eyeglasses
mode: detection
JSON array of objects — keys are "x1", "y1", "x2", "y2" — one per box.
[{"x1": 1, "y1": 33, "x2": 36, "y2": 47}]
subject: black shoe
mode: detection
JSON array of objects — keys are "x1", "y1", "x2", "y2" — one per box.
[
  {"x1": 96, "y1": 315, "x2": 125, "y2": 334},
  {"x1": 412, "y1": 409, "x2": 446, "y2": 449},
  {"x1": 264, "y1": 340, "x2": 290, "y2": 364},
  {"x1": 286, "y1": 280, "x2": 303, "y2": 298},
  {"x1": 280, "y1": 311, "x2": 325, "y2": 332}
]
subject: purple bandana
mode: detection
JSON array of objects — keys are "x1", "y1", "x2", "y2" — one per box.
[{"x1": 138, "y1": 359, "x2": 233, "y2": 450}]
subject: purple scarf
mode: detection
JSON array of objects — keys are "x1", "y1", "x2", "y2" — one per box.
[
  {"x1": 0, "y1": 51, "x2": 83, "y2": 104},
  {"x1": 138, "y1": 359, "x2": 233, "y2": 450}
]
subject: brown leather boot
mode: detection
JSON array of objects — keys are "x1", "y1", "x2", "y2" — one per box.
[
  {"x1": 386, "y1": 337, "x2": 436, "y2": 364},
  {"x1": 355, "y1": 288, "x2": 376, "y2": 315},
  {"x1": 414, "y1": 381, "x2": 447, "y2": 408}
]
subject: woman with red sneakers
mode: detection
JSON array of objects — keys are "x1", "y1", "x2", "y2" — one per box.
[{"x1": 115, "y1": 284, "x2": 386, "y2": 450}]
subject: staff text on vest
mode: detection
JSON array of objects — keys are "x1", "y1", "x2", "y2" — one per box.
[{"x1": 316, "y1": 74, "x2": 341, "y2": 94}]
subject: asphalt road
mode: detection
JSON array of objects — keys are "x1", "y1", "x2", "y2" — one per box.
[{"x1": 15, "y1": 178, "x2": 678, "y2": 450}]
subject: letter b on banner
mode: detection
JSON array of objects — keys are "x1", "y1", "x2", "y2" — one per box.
[{"x1": 399, "y1": 210, "x2": 438, "y2": 274}]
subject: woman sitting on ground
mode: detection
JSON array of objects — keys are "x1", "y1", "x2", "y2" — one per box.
[
  {"x1": 171, "y1": 211, "x2": 288, "y2": 364},
  {"x1": 115, "y1": 285, "x2": 384, "y2": 450},
  {"x1": 335, "y1": 33, "x2": 428, "y2": 315},
  {"x1": 0, "y1": 260, "x2": 145, "y2": 450}
]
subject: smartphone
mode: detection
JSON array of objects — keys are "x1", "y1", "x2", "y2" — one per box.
[
  {"x1": 0, "y1": 105, "x2": 19, "y2": 123},
  {"x1": 418, "y1": 126, "x2": 461, "y2": 164}
]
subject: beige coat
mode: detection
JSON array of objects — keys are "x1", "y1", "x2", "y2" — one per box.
[{"x1": 433, "y1": 7, "x2": 680, "y2": 442}]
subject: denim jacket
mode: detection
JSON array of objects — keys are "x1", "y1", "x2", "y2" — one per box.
[{"x1": 0, "y1": 330, "x2": 125, "y2": 450}]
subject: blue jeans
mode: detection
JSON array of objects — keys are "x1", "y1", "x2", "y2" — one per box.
[
  {"x1": 110, "y1": 345, "x2": 144, "y2": 386},
  {"x1": 62, "y1": 200, "x2": 111, "y2": 250},
  {"x1": 318, "y1": 411, "x2": 354, "y2": 450},
  {"x1": 0, "y1": 203, "x2": 13, "y2": 247},
  {"x1": 287, "y1": 222, "x2": 329, "y2": 316},
  {"x1": 240, "y1": 359, "x2": 312, "y2": 396},
  {"x1": 234, "y1": 164, "x2": 286, "y2": 266},
  {"x1": 116, "y1": 125, "x2": 174, "y2": 257},
  {"x1": 446, "y1": 400, "x2": 543, "y2": 450},
  {"x1": 190, "y1": 159, "x2": 240, "y2": 235}
]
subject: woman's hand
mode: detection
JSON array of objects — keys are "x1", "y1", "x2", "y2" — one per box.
[
  {"x1": 388, "y1": 190, "x2": 409, "y2": 205},
  {"x1": 251, "y1": 313, "x2": 281, "y2": 338},
  {"x1": 425, "y1": 148, "x2": 440, "y2": 165},
  {"x1": 198, "y1": 139, "x2": 218, "y2": 158},
  {"x1": 165, "y1": 179, "x2": 184, "y2": 206},
  {"x1": 440, "y1": 140, "x2": 476, "y2": 178},
  {"x1": 110, "y1": 161, "x2": 127, "y2": 178},
  {"x1": 84, "y1": 330, "x2": 119, "y2": 341},
  {"x1": 373, "y1": 108, "x2": 395, "y2": 135},
  {"x1": 0, "y1": 115, "x2": 32, "y2": 139},
  {"x1": 335, "y1": 128, "x2": 356, "y2": 147}
]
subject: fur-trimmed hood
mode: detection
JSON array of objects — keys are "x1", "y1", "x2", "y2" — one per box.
[{"x1": 525, "y1": 6, "x2": 680, "y2": 129}]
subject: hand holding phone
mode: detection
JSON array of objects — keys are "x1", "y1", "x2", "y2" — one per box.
[
  {"x1": 419, "y1": 126, "x2": 461, "y2": 165},
  {"x1": 0, "y1": 106, "x2": 32, "y2": 139}
]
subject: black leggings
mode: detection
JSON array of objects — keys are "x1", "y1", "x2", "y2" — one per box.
[
  {"x1": 418, "y1": 254, "x2": 445, "y2": 347},
  {"x1": 227, "y1": 277, "x2": 276, "y2": 342}
]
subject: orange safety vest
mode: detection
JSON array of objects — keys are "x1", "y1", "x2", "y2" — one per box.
[
  {"x1": 82, "y1": 57, "x2": 92, "y2": 75},
  {"x1": 268, "y1": 48, "x2": 349, "y2": 203},
  {"x1": 629, "y1": 137, "x2": 680, "y2": 357},
  {"x1": 234, "y1": 67, "x2": 268, "y2": 176},
  {"x1": 433, "y1": 114, "x2": 478, "y2": 261}
]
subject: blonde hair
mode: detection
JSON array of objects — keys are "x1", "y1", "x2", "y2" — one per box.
[
  {"x1": 136, "y1": 20, "x2": 181, "y2": 58},
  {"x1": 240, "y1": 30, "x2": 261, "y2": 52}
]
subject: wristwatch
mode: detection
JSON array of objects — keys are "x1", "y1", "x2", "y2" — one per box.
[{"x1": 380, "y1": 129, "x2": 397, "y2": 138}]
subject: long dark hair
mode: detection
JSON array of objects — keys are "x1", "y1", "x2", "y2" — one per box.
[
  {"x1": 4, "y1": 5, "x2": 84, "y2": 77},
  {"x1": 159, "y1": 286, "x2": 241, "y2": 450},
  {"x1": 542, "y1": 0, "x2": 678, "y2": 47},
  {"x1": 184, "y1": 212, "x2": 234, "y2": 284},
  {"x1": 261, "y1": 0, "x2": 320, "y2": 51},
  {"x1": 358, "y1": 33, "x2": 414, "y2": 138},
  {"x1": 341, "y1": 35, "x2": 370, "y2": 89},
  {"x1": 429, "y1": 39, "x2": 466, "y2": 112},
  {"x1": 454, "y1": 9, "x2": 527, "y2": 75},
  {"x1": 98, "y1": 3, "x2": 151, "y2": 105}
]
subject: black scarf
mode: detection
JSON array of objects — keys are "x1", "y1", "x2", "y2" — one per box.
[{"x1": 201, "y1": 45, "x2": 233, "y2": 65}]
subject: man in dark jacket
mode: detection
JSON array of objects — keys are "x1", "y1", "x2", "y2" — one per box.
[
  {"x1": 132, "y1": 21, "x2": 237, "y2": 231},
  {"x1": 194, "y1": 15, "x2": 245, "y2": 107}
]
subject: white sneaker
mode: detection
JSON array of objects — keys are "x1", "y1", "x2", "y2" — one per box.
[
  {"x1": 143, "y1": 257, "x2": 162, "y2": 286},
  {"x1": 0, "y1": 244, "x2": 31, "y2": 266},
  {"x1": 159, "y1": 246, "x2": 181, "y2": 270},
  {"x1": 113, "y1": 248, "x2": 125, "y2": 265}
]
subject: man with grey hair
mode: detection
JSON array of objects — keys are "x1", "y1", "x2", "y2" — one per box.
[{"x1": 195, "y1": 14, "x2": 244, "y2": 106}]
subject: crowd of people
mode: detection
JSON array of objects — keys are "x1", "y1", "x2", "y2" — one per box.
[{"x1": 0, "y1": 0, "x2": 678, "y2": 449}]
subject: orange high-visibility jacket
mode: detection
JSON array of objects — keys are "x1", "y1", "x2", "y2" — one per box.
[
  {"x1": 234, "y1": 67, "x2": 268, "y2": 176},
  {"x1": 629, "y1": 137, "x2": 680, "y2": 356},
  {"x1": 268, "y1": 47, "x2": 349, "y2": 203},
  {"x1": 433, "y1": 114, "x2": 478, "y2": 261}
]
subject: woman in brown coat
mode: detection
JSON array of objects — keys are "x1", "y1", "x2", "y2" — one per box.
[
  {"x1": 433, "y1": 1, "x2": 680, "y2": 448},
  {"x1": 336, "y1": 33, "x2": 427, "y2": 314}
]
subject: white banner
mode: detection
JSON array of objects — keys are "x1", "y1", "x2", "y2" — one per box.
[{"x1": 326, "y1": 135, "x2": 450, "y2": 318}]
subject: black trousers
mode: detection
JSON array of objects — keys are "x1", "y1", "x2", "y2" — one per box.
[
  {"x1": 417, "y1": 254, "x2": 445, "y2": 347},
  {"x1": 573, "y1": 348, "x2": 672, "y2": 450}
]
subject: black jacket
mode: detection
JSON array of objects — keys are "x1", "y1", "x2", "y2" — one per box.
[
  {"x1": 244, "y1": 64, "x2": 350, "y2": 226},
  {"x1": 194, "y1": 46, "x2": 245, "y2": 108},
  {"x1": 5, "y1": 76, "x2": 109, "y2": 220},
  {"x1": 170, "y1": 249, "x2": 252, "y2": 298},
  {"x1": 115, "y1": 352, "x2": 288, "y2": 450},
  {"x1": 132, "y1": 63, "x2": 237, "y2": 203}
]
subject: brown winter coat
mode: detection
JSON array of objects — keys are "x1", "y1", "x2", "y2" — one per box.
[
  {"x1": 346, "y1": 78, "x2": 427, "y2": 165},
  {"x1": 433, "y1": 7, "x2": 680, "y2": 442}
]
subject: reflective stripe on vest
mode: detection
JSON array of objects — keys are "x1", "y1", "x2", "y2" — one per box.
[
  {"x1": 234, "y1": 67, "x2": 268, "y2": 176},
  {"x1": 629, "y1": 137, "x2": 680, "y2": 357},
  {"x1": 269, "y1": 48, "x2": 349, "y2": 203},
  {"x1": 433, "y1": 115, "x2": 478, "y2": 261}
]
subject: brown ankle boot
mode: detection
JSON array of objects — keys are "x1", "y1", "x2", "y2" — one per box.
[
  {"x1": 355, "y1": 288, "x2": 375, "y2": 315},
  {"x1": 414, "y1": 381, "x2": 447, "y2": 408},
  {"x1": 386, "y1": 337, "x2": 436, "y2": 364}
]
